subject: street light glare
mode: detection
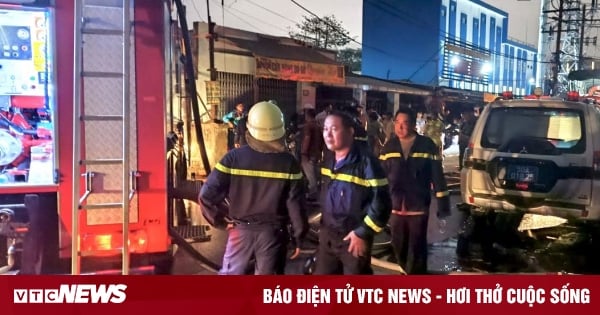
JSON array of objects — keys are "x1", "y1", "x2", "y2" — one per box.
[{"x1": 451, "y1": 56, "x2": 460, "y2": 66}]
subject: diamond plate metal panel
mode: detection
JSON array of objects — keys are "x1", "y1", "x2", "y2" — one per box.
[
  {"x1": 84, "y1": 120, "x2": 122, "y2": 160},
  {"x1": 78, "y1": 2, "x2": 139, "y2": 225},
  {"x1": 83, "y1": 77, "x2": 123, "y2": 116},
  {"x1": 82, "y1": 34, "x2": 123, "y2": 73},
  {"x1": 82, "y1": 3, "x2": 124, "y2": 29}
]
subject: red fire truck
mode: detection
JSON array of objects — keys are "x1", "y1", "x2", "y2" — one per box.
[{"x1": 0, "y1": 0, "x2": 214, "y2": 275}]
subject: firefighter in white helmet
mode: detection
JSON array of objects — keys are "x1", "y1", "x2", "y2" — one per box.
[{"x1": 199, "y1": 101, "x2": 308, "y2": 275}]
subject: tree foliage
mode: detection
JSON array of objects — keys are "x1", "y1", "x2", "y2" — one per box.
[
  {"x1": 289, "y1": 15, "x2": 351, "y2": 49},
  {"x1": 337, "y1": 48, "x2": 362, "y2": 73}
]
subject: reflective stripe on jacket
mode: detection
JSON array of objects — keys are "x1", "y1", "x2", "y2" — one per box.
[
  {"x1": 379, "y1": 135, "x2": 450, "y2": 217},
  {"x1": 199, "y1": 145, "x2": 307, "y2": 244},
  {"x1": 320, "y1": 144, "x2": 392, "y2": 239}
]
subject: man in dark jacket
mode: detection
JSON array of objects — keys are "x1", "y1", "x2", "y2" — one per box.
[
  {"x1": 314, "y1": 110, "x2": 392, "y2": 275},
  {"x1": 199, "y1": 101, "x2": 308, "y2": 275},
  {"x1": 379, "y1": 107, "x2": 450, "y2": 274}
]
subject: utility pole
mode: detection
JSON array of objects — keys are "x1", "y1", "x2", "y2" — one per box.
[
  {"x1": 206, "y1": 0, "x2": 216, "y2": 81},
  {"x1": 579, "y1": 4, "x2": 586, "y2": 69},
  {"x1": 542, "y1": 0, "x2": 582, "y2": 96},
  {"x1": 552, "y1": 0, "x2": 565, "y2": 96}
]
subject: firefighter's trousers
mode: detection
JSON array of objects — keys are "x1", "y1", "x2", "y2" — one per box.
[
  {"x1": 219, "y1": 224, "x2": 288, "y2": 275},
  {"x1": 390, "y1": 213, "x2": 429, "y2": 274},
  {"x1": 313, "y1": 228, "x2": 373, "y2": 275}
]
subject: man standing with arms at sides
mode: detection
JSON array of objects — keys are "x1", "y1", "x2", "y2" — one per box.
[
  {"x1": 314, "y1": 111, "x2": 392, "y2": 274},
  {"x1": 379, "y1": 108, "x2": 451, "y2": 274},
  {"x1": 199, "y1": 101, "x2": 308, "y2": 275}
]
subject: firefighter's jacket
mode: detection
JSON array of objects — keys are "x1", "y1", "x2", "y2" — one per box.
[
  {"x1": 199, "y1": 145, "x2": 308, "y2": 246},
  {"x1": 379, "y1": 135, "x2": 450, "y2": 217},
  {"x1": 320, "y1": 143, "x2": 392, "y2": 239}
]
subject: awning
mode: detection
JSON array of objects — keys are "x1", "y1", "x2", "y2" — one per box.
[{"x1": 325, "y1": 74, "x2": 433, "y2": 96}]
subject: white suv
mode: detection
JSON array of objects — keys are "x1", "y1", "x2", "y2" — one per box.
[{"x1": 461, "y1": 96, "x2": 600, "y2": 223}]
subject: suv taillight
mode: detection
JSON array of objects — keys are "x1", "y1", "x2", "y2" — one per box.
[{"x1": 463, "y1": 142, "x2": 474, "y2": 165}]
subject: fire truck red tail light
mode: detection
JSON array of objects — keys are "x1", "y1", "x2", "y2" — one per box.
[{"x1": 82, "y1": 229, "x2": 148, "y2": 255}]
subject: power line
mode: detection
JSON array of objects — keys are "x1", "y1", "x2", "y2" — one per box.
[
  {"x1": 246, "y1": 0, "x2": 299, "y2": 25},
  {"x1": 211, "y1": 0, "x2": 265, "y2": 33},
  {"x1": 227, "y1": 4, "x2": 290, "y2": 33},
  {"x1": 289, "y1": 0, "x2": 439, "y2": 62}
]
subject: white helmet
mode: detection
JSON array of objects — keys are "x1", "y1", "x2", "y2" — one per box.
[{"x1": 246, "y1": 101, "x2": 285, "y2": 142}]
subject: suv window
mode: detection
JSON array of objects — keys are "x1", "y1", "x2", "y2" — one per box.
[{"x1": 481, "y1": 107, "x2": 585, "y2": 154}]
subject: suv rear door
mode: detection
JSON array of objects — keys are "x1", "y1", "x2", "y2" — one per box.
[{"x1": 477, "y1": 104, "x2": 592, "y2": 208}]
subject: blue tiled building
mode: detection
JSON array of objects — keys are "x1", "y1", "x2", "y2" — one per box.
[{"x1": 362, "y1": 0, "x2": 537, "y2": 96}]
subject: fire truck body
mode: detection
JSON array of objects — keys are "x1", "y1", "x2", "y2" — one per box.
[{"x1": 0, "y1": 0, "x2": 174, "y2": 274}]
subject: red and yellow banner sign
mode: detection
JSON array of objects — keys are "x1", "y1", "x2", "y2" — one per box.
[{"x1": 255, "y1": 56, "x2": 345, "y2": 84}]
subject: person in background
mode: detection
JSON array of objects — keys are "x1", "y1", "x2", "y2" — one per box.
[
  {"x1": 379, "y1": 107, "x2": 450, "y2": 274},
  {"x1": 316, "y1": 104, "x2": 333, "y2": 129},
  {"x1": 300, "y1": 108, "x2": 323, "y2": 201},
  {"x1": 200, "y1": 101, "x2": 307, "y2": 275},
  {"x1": 366, "y1": 111, "x2": 385, "y2": 157},
  {"x1": 381, "y1": 112, "x2": 395, "y2": 145},
  {"x1": 234, "y1": 115, "x2": 248, "y2": 148},
  {"x1": 415, "y1": 112, "x2": 426, "y2": 135},
  {"x1": 423, "y1": 109, "x2": 445, "y2": 159},
  {"x1": 314, "y1": 110, "x2": 391, "y2": 275},
  {"x1": 222, "y1": 103, "x2": 246, "y2": 150}
]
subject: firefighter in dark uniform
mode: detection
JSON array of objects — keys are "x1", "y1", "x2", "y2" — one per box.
[
  {"x1": 314, "y1": 110, "x2": 392, "y2": 275},
  {"x1": 199, "y1": 101, "x2": 308, "y2": 275},
  {"x1": 379, "y1": 107, "x2": 450, "y2": 274}
]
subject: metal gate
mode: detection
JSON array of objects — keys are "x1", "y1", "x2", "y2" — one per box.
[
  {"x1": 257, "y1": 78, "x2": 298, "y2": 123},
  {"x1": 217, "y1": 72, "x2": 254, "y2": 119}
]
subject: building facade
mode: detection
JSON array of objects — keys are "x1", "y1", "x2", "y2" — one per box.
[
  {"x1": 190, "y1": 22, "x2": 431, "y2": 120},
  {"x1": 363, "y1": 0, "x2": 537, "y2": 96}
]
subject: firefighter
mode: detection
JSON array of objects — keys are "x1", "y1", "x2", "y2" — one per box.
[
  {"x1": 423, "y1": 97, "x2": 446, "y2": 158},
  {"x1": 314, "y1": 110, "x2": 392, "y2": 275},
  {"x1": 199, "y1": 101, "x2": 308, "y2": 275},
  {"x1": 423, "y1": 112, "x2": 445, "y2": 158},
  {"x1": 379, "y1": 107, "x2": 450, "y2": 274}
]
